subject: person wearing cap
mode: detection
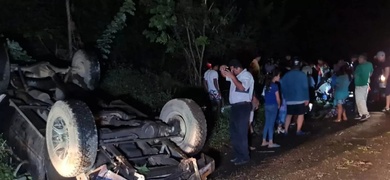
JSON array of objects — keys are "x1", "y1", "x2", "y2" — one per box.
[
  {"x1": 203, "y1": 62, "x2": 222, "y2": 116},
  {"x1": 376, "y1": 51, "x2": 390, "y2": 112},
  {"x1": 280, "y1": 57, "x2": 310, "y2": 136},
  {"x1": 354, "y1": 54, "x2": 373, "y2": 121},
  {"x1": 220, "y1": 59, "x2": 254, "y2": 165}
]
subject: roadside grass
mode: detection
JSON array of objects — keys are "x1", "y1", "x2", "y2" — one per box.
[
  {"x1": 209, "y1": 106, "x2": 265, "y2": 149},
  {"x1": 0, "y1": 137, "x2": 17, "y2": 180}
]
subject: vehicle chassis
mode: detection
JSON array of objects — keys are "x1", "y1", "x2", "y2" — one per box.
[{"x1": 4, "y1": 56, "x2": 214, "y2": 179}]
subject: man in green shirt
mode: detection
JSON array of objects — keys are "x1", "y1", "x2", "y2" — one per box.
[{"x1": 354, "y1": 54, "x2": 373, "y2": 121}]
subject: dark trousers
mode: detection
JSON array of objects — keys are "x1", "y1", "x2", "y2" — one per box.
[{"x1": 229, "y1": 102, "x2": 252, "y2": 161}]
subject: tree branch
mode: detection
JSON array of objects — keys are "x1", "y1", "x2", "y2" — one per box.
[
  {"x1": 184, "y1": 19, "x2": 197, "y2": 72},
  {"x1": 66, "y1": 0, "x2": 73, "y2": 60}
]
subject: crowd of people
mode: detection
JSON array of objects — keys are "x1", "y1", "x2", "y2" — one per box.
[{"x1": 203, "y1": 50, "x2": 390, "y2": 166}]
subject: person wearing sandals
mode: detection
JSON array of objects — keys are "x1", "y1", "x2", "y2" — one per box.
[
  {"x1": 261, "y1": 68, "x2": 281, "y2": 148},
  {"x1": 334, "y1": 64, "x2": 351, "y2": 122}
]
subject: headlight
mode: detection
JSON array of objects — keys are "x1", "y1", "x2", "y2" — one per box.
[{"x1": 380, "y1": 74, "x2": 386, "y2": 82}]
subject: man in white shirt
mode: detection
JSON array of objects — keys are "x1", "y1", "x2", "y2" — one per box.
[
  {"x1": 203, "y1": 63, "x2": 222, "y2": 113},
  {"x1": 220, "y1": 59, "x2": 254, "y2": 165}
]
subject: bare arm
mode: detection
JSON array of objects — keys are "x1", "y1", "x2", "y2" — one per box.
[
  {"x1": 229, "y1": 76, "x2": 246, "y2": 91},
  {"x1": 203, "y1": 79, "x2": 208, "y2": 92},
  {"x1": 385, "y1": 67, "x2": 390, "y2": 79},
  {"x1": 252, "y1": 95, "x2": 259, "y2": 110},
  {"x1": 221, "y1": 67, "x2": 246, "y2": 91},
  {"x1": 213, "y1": 78, "x2": 220, "y2": 92},
  {"x1": 275, "y1": 90, "x2": 281, "y2": 108}
]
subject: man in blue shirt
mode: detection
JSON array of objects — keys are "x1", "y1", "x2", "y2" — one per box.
[{"x1": 281, "y1": 57, "x2": 310, "y2": 136}]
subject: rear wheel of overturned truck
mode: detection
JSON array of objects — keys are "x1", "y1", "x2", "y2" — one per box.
[
  {"x1": 46, "y1": 100, "x2": 98, "y2": 177},
  {"x1": 69, "y1": 49, "x2": 101, "y2": 91},
  {"x1": 159, "y1": 99, "x2": 207, "y2": 156}
]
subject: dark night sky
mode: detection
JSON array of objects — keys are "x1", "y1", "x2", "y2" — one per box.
[
  {"x1": 2, "y1": 0, "x2": 390, "y2": 65},
  {"x1": 237, "y1": 0, "x2": 390, "y2": 63},
  {"x1": 292, "y1": 0, "x2": 390, "y2": 62}
]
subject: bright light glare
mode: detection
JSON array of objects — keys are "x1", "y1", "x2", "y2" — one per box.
[
  {"x1": 309, "y1": 103, "x2": 313, "y2": 111},
  {"x1": 381, "y1": 74, "x2": 386, "y2": 82}
]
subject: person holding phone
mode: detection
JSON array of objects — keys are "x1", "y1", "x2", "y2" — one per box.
[{"x1": 220, "y1": 59, "x2": 254, "y2": 165}]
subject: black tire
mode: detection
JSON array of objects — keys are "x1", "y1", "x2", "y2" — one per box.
[
  {"x1": 159, "y1": 98, "x2": 207, "y2": 155},
  {"x1": 46, "y1": 100, "x2": 98, "y2": 177},
  {"x1": 0, "y1": 42, "x2": 10, "y2": 93},
  {"x1": 69, "y1": 49, "x2": 100, "y2": 90}
]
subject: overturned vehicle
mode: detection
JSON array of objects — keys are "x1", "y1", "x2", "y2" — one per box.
[{"x1": 0, "y1": 43, "x2": 214, "y2": 180}]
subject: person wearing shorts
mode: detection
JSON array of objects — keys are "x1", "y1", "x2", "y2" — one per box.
[
  {"x1": 281, "y1": 57, "x2": 310, "y2": 136},
  {"x1": 333, "y1": 64, "x2": 351, "y2": 122},
  {"x1": 376, "y1": 51, "x2": 390, "y2": 113},
  {"x1": 203, "y1": 63, "x2": 222, "y2": 117}
]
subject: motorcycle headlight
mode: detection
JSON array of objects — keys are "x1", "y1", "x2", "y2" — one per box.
[{"x1": 380, "y1": 74, "x2": 386, "y2": 82}]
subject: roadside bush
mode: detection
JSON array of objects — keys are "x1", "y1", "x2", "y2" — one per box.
[
  {"x1": 0, "y1": 137, "x2": 14, "y2": 180},
  {"x1": 100, "y1": 66, "x2": 182, "y2": 112},
  {"x1": 209, "y1": 105, "x2": 265, "y2": 149}
]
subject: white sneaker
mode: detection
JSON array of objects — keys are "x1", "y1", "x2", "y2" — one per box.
[
  {"x1": 277, "y1": 127, "x2": 285, "y2": 134},
  {"x1": 0, "y1": 94, "x2": 6, "y2": 103},
  {"x1": 360, "y1": 114, "x2": 370, "y2": 121}
]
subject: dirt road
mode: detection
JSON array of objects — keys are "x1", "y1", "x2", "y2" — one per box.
[{"x1": 210, "y1": 112, "x2": 390, "y2": 180}]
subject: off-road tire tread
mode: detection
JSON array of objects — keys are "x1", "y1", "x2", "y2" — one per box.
[
  {"x1": 47, "y1": 100, "x2": 98, "y2": 177},
  {"x1": 160, "y1": 98, "x2": 207, "y2": 156},
  {"x1": 183, "y1": 99, "x2": 207, "y2": 156},
  {"x1": 71, "y1": 49, "x2": 100, "y2": 90}
]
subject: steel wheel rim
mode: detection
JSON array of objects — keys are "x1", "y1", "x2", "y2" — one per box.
[
  {"x1": 170, "y1": 114, "x2": 186, "y2": 143},
  {"x1": 51, "y1": 117, "x2": 69, "y2": 160}
]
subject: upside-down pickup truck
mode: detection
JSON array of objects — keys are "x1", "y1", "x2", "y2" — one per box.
[{"x1": 0, "y1": 42, "x2": 214, "y2": 180}]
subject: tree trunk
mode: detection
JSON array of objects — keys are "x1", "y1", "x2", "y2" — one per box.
[
  {"x1": 66, "y1": 0, "x2": 73, "y2": 60},
  {"x1": 70, "y1": 3, "x2": 84, "y2": 49}
]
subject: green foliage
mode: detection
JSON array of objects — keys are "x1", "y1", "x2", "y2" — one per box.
[
  {"x1": 96, "y1": 0, "x2": 136, "y2": 59},
  {"x1": 100, "y1": 66, "x2": 182, "y2": 111},
  {"x1": 208, "y1": 108, "x2": 231, "y2": 149},
  {"x1": 6, "y1": 38, "x2": 36, "y2": 62},
  {"x1": 209, "y1": 105, "x2": 265, "y2": 149},
  {"x1": 143, "y1": 0, "x2": 238, "y2": 85},
  {"x1": 253, "y1": 106, "x2": 265, "y2": 134},
  {"x1": 135, "y1": 164, "x2": 150, "y2": 174},
  {"x1": 0, "y1": 137, "x2": 14, "y2": 180},
  {"x1": 142, "y1": 0, "x2": 177, "y2": 52}
]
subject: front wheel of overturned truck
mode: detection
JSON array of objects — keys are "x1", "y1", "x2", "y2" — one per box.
[
  {"x1": 159, "y1": 98, "x2": 207, "y2": 156},
  {"x1": 46, "y1": 100, "x2": 98, "y2": 177}
]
